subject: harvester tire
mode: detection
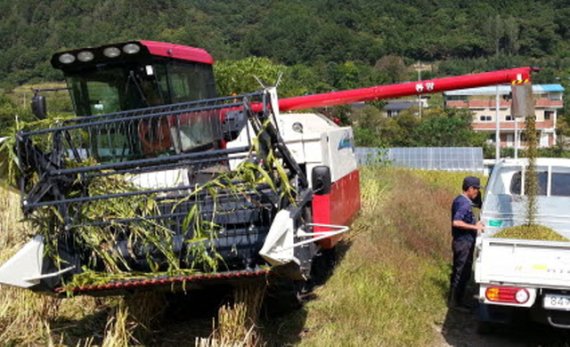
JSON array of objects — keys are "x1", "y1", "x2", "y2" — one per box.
[
  {"x1": 309, "y1": 247, "x2": 337, "y2": 287},
  {"x1": 263, "y1": 278, "x2": 306, "y2": 317}
]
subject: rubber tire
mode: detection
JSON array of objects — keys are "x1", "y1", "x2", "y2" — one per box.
[
  {"x1": 262, "y1": 278, "x2": 306, "y2": 317},
  {"x1": 309, "y1": 247, "x2": 337, "y2": 286}
]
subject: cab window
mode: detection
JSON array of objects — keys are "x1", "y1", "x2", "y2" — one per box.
[
  {"x1": 168, "y1": 62, "x2": 216, "y2": 103},
  {"x1": 87, "y1": 81, "x2": 120, "y2": 115},
  {"x1": 509, "y1": 170, "x2": 548, "y2": 196},
  {"x1": 552, "y1": 173, "x2": 570, "y2": 197}
]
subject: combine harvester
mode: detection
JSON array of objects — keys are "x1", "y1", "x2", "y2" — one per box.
[{"x1": 0, "y1": 41, "x2": 536, "y2": 299}]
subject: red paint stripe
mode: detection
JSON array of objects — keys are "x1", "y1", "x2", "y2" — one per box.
[
  {"x1": 312, "y1": 170, "x2": 361, "y2": 249},
  {"x1": 139, "y1": 40, "x2": 214, "y2": 65},
  {"x1": 55, "y1": 269, "x2": 270, "y2": 295}
]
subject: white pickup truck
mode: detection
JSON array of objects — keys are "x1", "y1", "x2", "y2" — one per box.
[{"x1": 475, "y1": 158, "x2": 570, "y2": 329}]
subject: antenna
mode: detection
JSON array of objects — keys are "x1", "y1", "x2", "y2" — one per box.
[
  {"x1": 275, "y1": 72, "x2": 283, "y2": 88},
  {"x1": 253, "y1": 75, "x2": 266, "y2": 89}
]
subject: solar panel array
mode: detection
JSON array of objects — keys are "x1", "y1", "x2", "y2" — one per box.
[{"x1": 355, "y1": 147, "x2": 484, "y2": 172}]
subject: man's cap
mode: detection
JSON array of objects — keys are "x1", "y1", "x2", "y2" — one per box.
[{"x1": 462, "y1": 176, "x2": 480, "y2": 190}]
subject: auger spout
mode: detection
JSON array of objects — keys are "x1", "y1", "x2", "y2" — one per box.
[{"x1": 276, "y1": 67, "x2": 537, "y2": 112}]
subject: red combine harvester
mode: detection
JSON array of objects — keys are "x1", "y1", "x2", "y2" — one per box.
[{"x1": 0, "y1": 40, "x2": 535, "y2": 297}]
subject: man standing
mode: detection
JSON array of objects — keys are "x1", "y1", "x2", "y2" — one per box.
[{"x1": 449, "y1": 176, "x2": 484, "y2": 311}]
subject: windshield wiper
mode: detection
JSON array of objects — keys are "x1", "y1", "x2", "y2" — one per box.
[{"x1": 125, "y1": 70, "x2": 149, "y2": 106}]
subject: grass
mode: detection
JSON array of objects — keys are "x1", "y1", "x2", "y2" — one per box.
[
  {"x1": 0, "y1": 188, "x2": 104, "y2": 345},
  {"x1": 0, "y1": 167, "x2": 476, "y2": 346},
  {"x1": 7, "y1": 82, "x2": 73, "y2": 114},
  {"x1": 412, "y1": 169, "x2": 486, "y2": 194},
  {"x1": 265, "y1": 168, "x2": 476, "y2": 346},
  {"x1": 0, "y1": 185, "x2": 267, "y2": 346}
]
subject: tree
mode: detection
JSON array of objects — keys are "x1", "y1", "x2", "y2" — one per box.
[
  {"x1": 351, "y1": 105, "x2": 399, "y2": 147},
  {"x1": 0, "y1": 93, "x2": 33, "y2": 135},
  {"x1": 214, "y1": 57, "x2": 288, "y2": 96},
  {"x1": 524, "y1": 115, "x2": 538, "y2": 225},
  {"x1": 374, "y1": 55, "x2": 408, "y2": 83},
  {"x1": 556, "y1": 116, "x2": 570, "y2": 146},
  {"x1": 392, "y1": 111, "x2": 420, "y2": 146},
  {"x1": 326, "y1": 61, "x2": 361, "y2": 90},
  {"x1": 413, "y1": 109, "x2": 486, "y2": 147}
]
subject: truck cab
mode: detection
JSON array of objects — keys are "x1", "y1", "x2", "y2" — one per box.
[
  {"x1": 475, "y1": 158, "x2": 570, "y2": 330},
  {"x1": 481, "y1": 158, "x2": 570, "y2": 233}
]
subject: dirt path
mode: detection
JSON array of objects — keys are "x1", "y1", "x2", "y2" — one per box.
[{"x1": 435, "y1": 302, "x2": 570, "y2": 346}]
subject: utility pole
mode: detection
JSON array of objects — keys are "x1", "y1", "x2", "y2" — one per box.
[
  {"x1": 495, "y1": 86, "x2": 500, "y2": 160},
  {"x1": 494, "y1": 15, "x2": 501, "y2": 161},
  {"x1": 514, "y1": 116, "x2": 519, "y2": 159},
  {"x1": 417, "y1": 61, "x2": 422, "y2": 118},
  {"x1": 413, "y1": 62, "x2": 431, "y2": 118}
]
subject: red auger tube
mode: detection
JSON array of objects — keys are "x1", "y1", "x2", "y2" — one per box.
[{"x1": 277, "y1": 67, "x2": 536, "y2": 112}]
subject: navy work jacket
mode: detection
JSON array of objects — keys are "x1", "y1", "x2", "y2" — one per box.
[{"x1": 451, "y1": 195, "x2": 477, "y2": 241}]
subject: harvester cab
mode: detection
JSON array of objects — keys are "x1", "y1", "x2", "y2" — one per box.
[
  {"x1": 48, "y1": 41, "x2": 221, "y2": 161},
  {"x1": 51, "y1": 41, "x2": 217, "y2": 115}
]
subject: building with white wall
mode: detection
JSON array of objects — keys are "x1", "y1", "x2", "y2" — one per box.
[{"x1": 444, "y1": 84, "x2": 564, "y2": 148}]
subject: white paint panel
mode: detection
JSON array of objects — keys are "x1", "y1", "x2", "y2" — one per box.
[
  {"x1": 0, "y1": 235, "x2": 44, "y2": 288},
  {"x1": 225, "y1": 112, "x2": 358, "y2": 185},
  {"x1": 325, "y1": 128, "x2": 358, "y2": 182},
  {"x1": 127, "y1": 168, "x2": 190, "y2": 189}
]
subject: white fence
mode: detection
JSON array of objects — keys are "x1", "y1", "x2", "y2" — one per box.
[{"x1": 355, "y1": 147, "x2": 484, "y2": 172}]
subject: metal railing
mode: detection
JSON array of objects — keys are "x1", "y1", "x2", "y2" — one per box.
[{"x1": 15, "y1": 92, "x2": 302, "y2": 272}]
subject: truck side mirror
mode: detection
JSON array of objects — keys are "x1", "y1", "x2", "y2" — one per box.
[
  {"x1": 31, "y1": 93, "x2": 47, "y2": 119},
  {"x1": 312, "y1": 166, "x2": 332, "y2": 195}
]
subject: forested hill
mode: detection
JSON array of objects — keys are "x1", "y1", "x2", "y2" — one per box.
[{"x1": 1, "y1": 0, "x2": 570, "y2": 88}]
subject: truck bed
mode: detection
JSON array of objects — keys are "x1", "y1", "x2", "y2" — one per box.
[{"x1": 475, "y1": 237, "x2": 570, "y2": 289}]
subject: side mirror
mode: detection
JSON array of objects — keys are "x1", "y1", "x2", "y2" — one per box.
[
  {"x1": 311, "y1": 166, "x2": 332, "y2": 195},
  {"x1": 222, "y1": 110, "x2": 248, "y2": 141},
  {"x1": 31, "y1": 93, "x2": 47, "y2": 119}
]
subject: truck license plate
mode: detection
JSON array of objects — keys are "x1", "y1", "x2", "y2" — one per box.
[{"x1": 543, "y1": 294, "x2": 570, "y2": 311}]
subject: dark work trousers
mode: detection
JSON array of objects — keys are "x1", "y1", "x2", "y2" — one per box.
[{"x1": 450, "y1": 237, "x2": 476, "y2": 301}]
